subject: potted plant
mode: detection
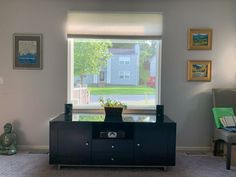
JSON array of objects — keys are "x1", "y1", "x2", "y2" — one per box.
[{"x1": 99, "y1": 97, "x2": 127, "y2": 121}]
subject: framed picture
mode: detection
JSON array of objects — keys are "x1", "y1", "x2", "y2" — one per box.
[
  {"x1": 187, "y1": 60, "x2": 212, "y2": 81},
  {"x1": 188, "y1": 29, "x2": 212, "y2": 50},
  {"x1": 13, "y1": 33, "x2": 43, "y2": 69}
]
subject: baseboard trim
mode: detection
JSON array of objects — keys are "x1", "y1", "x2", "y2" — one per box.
[
  {"x1": 176, "y1": 146, "x2": 211, "y2": 151},
  {"x1": 18, "y1": 145, "x2": 49, "y2": 151},
  {"x1": 18, "y1": 145, "x2": 211, "y2": 152}
]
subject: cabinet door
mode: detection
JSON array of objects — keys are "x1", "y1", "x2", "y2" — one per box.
[
  {"x1": 92, "y1": 139, "x2": 133, "y2": 165},
  {"x1": 57, "y1": 123, "x2": 91, "y2": 164},
  {"x1": 134, "y1": 124, "x2": 173, "y2": 165}
]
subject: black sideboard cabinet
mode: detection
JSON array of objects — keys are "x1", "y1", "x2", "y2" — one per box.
[{"x1": 49, "y1": 113, "x2": 176, "y2": 168}]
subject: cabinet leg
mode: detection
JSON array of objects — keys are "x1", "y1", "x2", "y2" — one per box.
[
  {"x1": 226, "y1": 143, "x2": 231, "y2": 170},
  {"x1": 213, "y1": 140, "x2": 218, "y2": 156},
  {"x1": 162, "y1": 166, "x2": 168, "y2": 171}
]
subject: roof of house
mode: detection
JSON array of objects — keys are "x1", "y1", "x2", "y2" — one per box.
[{"x1": 109, "y1": 48, "x2": 135, "y2": 55}]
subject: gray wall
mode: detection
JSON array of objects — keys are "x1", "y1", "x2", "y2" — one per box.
[{"x1": 0, "y1": 0, "x2": 236, "y2": 149}]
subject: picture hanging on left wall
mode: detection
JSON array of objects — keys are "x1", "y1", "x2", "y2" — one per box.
[{"x1": 13, "y1": 33, "x2": 43, "y2": 70}]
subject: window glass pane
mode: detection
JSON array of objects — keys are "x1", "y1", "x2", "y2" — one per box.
[
  {"x1": 119, "y1": 56, "x2": 130, "y2": 65},
  {"x1": 69, "y1": 38, "x2": 161, "y2": 108}
]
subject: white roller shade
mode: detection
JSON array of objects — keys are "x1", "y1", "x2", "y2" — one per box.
[{"x1": 67, "y1": 11, "x2": 163, "y2": 37}]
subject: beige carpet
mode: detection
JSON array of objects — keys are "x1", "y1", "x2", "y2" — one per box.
[{"x1": 0, "y1": 152, "x2": 235, "y2": 177}]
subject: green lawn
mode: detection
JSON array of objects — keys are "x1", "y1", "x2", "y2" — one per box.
[{"x1": 88, "y1": 86, "x2": 155, "y2": 95}]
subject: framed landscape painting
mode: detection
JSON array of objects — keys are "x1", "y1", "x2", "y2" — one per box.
[
  {"x1": 187, "y1": 60, "x2": 212, "y2": 81},
  {"x1": 188, "y1": 29, "x2": 212, "y2": 50},
  {"x1": 13, "y1": 34, "x2": 43, "y2": 69}
]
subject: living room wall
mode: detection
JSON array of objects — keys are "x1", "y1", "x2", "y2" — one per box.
[{"x1": 0, "y1": 0, "x2": 235, "y2": 149}]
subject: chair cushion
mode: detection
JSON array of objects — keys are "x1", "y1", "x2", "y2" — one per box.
[
  {"x1": 214, "y1": 128, "x2": 236, "y2": 143},
  {"x1": 212, "y1": 107, "x2": 235, "y2": 128}
]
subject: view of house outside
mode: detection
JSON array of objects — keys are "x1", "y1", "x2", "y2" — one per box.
[{"x1": 71, "y1": 39, "x2": 160, "y2": 107}]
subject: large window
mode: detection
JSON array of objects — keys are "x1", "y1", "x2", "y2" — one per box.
[
  {"x1": 67, "y1": 11, "x2": 162, "y2": 109},
  {"x1": 68, "y1": 38, "x2": 161, "y2": 109}
]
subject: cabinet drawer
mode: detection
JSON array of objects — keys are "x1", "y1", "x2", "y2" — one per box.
[
  {"x1": 92, "y1": 153, "x2": 133, "y2": 165},
  {"x1": 92, "y1": 139, "x2": 133, "y2": 153}
]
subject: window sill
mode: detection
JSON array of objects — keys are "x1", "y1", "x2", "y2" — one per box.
[{"x1": 73, "y1": 105, "x2": 156, "y2": 114}]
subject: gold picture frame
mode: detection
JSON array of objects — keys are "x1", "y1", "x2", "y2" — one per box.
[
  {"x1": 188, "y1": 29, "x2": 212, "y2": 50},
  {"x1": 187, "y1": 60, "x2": 212, "y2": 81}
]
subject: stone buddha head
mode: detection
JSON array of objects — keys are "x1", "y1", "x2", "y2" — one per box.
[{"x1": 4, "y1": 123, "x2": 12, "y2": 134}]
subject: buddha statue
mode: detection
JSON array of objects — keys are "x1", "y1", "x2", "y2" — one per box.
[{"x1": 0, "y1": 123, "x2": 17, "y2": 155}]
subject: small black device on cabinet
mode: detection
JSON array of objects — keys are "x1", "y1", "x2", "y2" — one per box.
[
  {"x1": 65, "y1": 103, "x2": 73, "y2": 115},
  {"x1": 156, "y1": 105, "x2": 164, "y2": 122}
]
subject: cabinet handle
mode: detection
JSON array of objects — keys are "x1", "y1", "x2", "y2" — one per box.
[
  {"x1": 111, "y1": 157, "x2": 115, "y2": 161},
  {"x1": 85, "y1": 142, "x2": 89, "y2": 146},
  {"x1": 137, "y1": 143, "x2": 140, "y2": 147},
  {"x1": 111, "y1": 145, "x2": 115, "y2": 149}
]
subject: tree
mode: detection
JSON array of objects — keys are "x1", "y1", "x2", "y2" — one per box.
[
  {"x1": 139, "y1": 41, "x2": 158, "y2": 85},
  {"x1": 74, "y1": 40, "x2": 112, "y2": 85}
]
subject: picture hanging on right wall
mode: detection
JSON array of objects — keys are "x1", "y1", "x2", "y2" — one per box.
[
  {"x1": 188, "y1": 29, "x2": 212, "y2": 50},
  {"x1": 187, "y1": 60, "x2": 212, "y2": 81}
]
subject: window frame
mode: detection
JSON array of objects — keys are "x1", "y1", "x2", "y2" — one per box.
[
  {"x1": 119, "y1": 71, "x2": 131, "y2": 80},
  {"x1": 67, "y1": 37, "x2": 162, "y2": 111},
  {"x1": 119, "y1": 56, "x2": 131, "y2": 65}
]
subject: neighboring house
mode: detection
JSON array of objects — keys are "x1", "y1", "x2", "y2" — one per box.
[{"x1": 75, "y1": 44, "x2": 140, "y2": 86}]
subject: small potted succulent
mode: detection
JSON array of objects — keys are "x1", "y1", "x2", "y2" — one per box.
[{"x1": 99, "y1": 97, "x2": 127, "y2": 121}]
